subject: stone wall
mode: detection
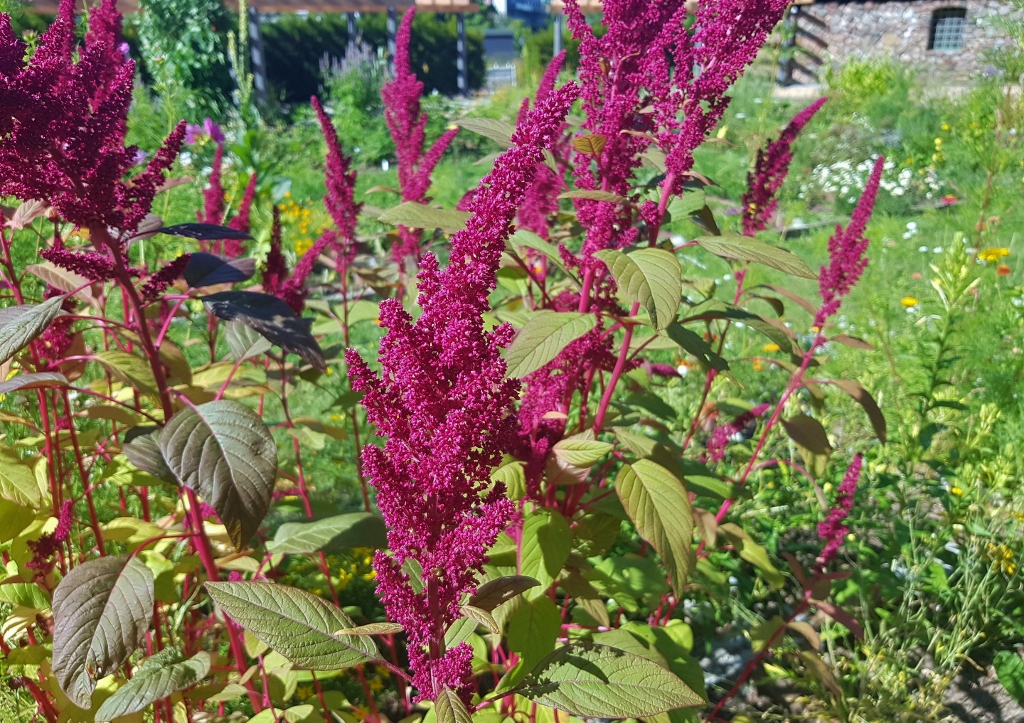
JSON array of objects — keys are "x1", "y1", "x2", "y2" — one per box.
[{"x1": 801, "y1": 0, "x2": 1019, "y2": 80}]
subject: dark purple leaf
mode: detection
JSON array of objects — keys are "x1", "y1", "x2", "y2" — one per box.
[
  {"x1": 158, "y1": 223, "x2": 253, "y2": 241},
  {"x1": 203, "y1": 291, "x2": 327, "y2": 372},
  {"x1": 183, "y1": 253, "x2": 256, "y2": 289}
]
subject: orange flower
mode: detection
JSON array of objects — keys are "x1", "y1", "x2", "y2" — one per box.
[{"x1": 998, "y1": 264, "x2": 1011, "y2": 276}]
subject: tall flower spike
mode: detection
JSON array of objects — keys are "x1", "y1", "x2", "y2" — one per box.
[
  {"x1": 517, "y1": 52, "x2": 567, "y2": 240},
  {"x1": 0, "y1": 0, "x2": 181, "y2": 240},
  {"x1": 347, "y1": 80, "x2": 579, "y2": 703},
  {"x1": 312, "y1": 95, "x2": 361, "y2": 255},
  {"x1": 815, "y1": 156, "x2": 884, "y2": 327},
  {"x1": 381, "y1": 9, "x2": 459, "y2": 266},
  {"x1": 816, "y1": 455, "x2": 862, "y2": 571},
  {"x1": 741, "y1": 97, "x2": 827, "y2": 236},
  {"x1": 198, "y1": 143, "x2": 226, "y2": 227}
]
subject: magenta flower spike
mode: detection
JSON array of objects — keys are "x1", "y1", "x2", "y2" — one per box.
[
  {"x1": 815, "y1": 156, "x2": 884, "y2": 327},
  {"x1": 347, "y1": 81, "x2": 579, "y2": 702},
  {"x1": 312, "y1": 95, "x2": 361, "y2": 255},
  {"x1": 741, "y1": 98, "x2": 827, "y2": 236},
  {"x1": 816, "y1": 454, "x2": 862, "y2": 571},
  {"x1": 382, "y1": 9, "x2": 459, "y2": 266}
]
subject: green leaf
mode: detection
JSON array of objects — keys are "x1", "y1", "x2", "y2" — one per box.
[
  {"x1": 717, "y1": 523, "x2": 785, "y2": 588},
  {"x1": 520, "y1": 508, "x2": 572, "y2": 590},
  {"x1": 517, "y1": 643, "x2": 703, "y2": 717},
  {"x1": 0, "y1": 581, "x2": 50, "y2": 610},
  {"x1": 160, "y1": 400, "x2": 277, "y2": 550},
  {"x1": 95, "y1": 649, "x2": 211, "y2": 721},
  {"x1": 456, "y1": 117, "x2": 514, "y2": 148},
  {"x1": 552, "y1": 435, "x2": 613, "y2": 467},
  {"x1": 615, "y1": 460, "x2": 694, "y2": 594},
  {"x1": 0, "y1": 295, "x2": 66, "y2": 365},
  {"x1": 459, "y1": 605, "x2": 501, "y2": 635},
  {"x1": 995, "y1": 651, "x2": 1024, "y2": 705},
  {"x1": 506, "y1": 595, "x2": 562, "y2": 683},
  {"x1": 666, "y1": 190, "x2": 706, "y2": 221},
  {"x1": 377, "y1": 202, "x2": 472, "y2": 233},
  {"x1": 663, "y1": 324, "x2": 728, "y2": 371},
  {"x1": 225, "y1": 319, "x2": 273, "y2": 362},
  {"x1": 683, "y1": 300, "x2": 793, "y2": 354},
  {"x1": 205, "y1": 582, "x2": 380, "y2": 670},
  {"x1": 203, "y1": 291, "x2": 326, "y2": 372},
  {"x1": 52, "y1": 555, "x2": 155, "y2": 707},
  {"x1": 594, "y1": 249, "x2": 682, "y2": 330},
  {"x1": 436, "y1": 687, "x2": 475, "y2": 723},
  {"x1": 503, "y1": 311, "x2": 597, "y2": 379},
  {"x1": 94, "y1": 350, "x2": 159, "y2": 396},
  {"x1": 508, "y1": 230, "x2": 577, "y2": 283},
  {"x1": 694, "y1": 234, "x2": 816, "y2": 279},
  {"x1": 748, "y1": 616, "x2": 785, "y2": 654},
  {"x1": 268, "y1": 513, "x2": 389, "y2": 554},
  {"x1": 0, "y1": 444, "x2": 43, "y2": 506},
  {"x1": 491, "y1": 459, "x2": 527, "y2": 501},
  {"x1": 591, "y1": 555, "x2": 668, "y2": 614},
  {"x1": 468, "y1": 576, "x2": 540, "y2": 612}
]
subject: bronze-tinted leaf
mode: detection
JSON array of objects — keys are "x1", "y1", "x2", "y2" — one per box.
[
  {"x1": 468, "y1": 575, "x2": 540, "y2": 612},
  {"x1": 183, "y1": 252, "x2": 256, "y2": 289},
  {"x1": 572, "y1": 134, "x2": 607, "y2": 156},
  {"x1": 158, "y1": 223, "x2": 253, "y2": 241}
]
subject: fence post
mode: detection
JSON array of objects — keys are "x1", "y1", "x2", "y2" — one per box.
[
  {"x1": 387, "y1": 6, "x2": 397, "y2": 75},
  {"x1": 248, "y1": 5, "x2": 268, "y2": 105},
  {"x1": 457, "y1": 14, "x2": 468, "y2": 96}
]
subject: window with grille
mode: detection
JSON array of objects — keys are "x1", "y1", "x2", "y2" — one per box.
[{"x1": 929, "y1": 8, "x2": 967, "y2": 52}]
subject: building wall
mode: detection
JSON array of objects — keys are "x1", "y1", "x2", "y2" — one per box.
[{"x1": 804, "y1": 0, "x2": 1019, "y2": 79}]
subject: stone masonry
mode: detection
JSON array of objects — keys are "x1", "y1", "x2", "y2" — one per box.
[{"x1": 798, "y1": 0, "x2": 1020, "y2": 80}]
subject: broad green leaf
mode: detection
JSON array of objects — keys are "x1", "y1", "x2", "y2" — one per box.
[
  {"x1": 0, "y1": 444, "x2": 43, "y2": 506},
  {"x1": 436, "y1": 687, "x2": 474, "y2": 723},
  {"x1": 491, "y1": 459, "x2": 527, "y2": 501},
  {"x1": 0, "y1": 499, "x2": 34, "y2": 542},
  {"x1": 0, "y1": 581, "x2": 50, "y2": 610},
  {"x1": 52, "y1": 555, "x2": 155, "y2": 707},
  {"x1": 456, "y1": 117, "x2": 514, "y2": 148},
  {"x1": 520, "y1": 509, "x2": 572, "y2": 590},
  {"x1": 508, "y1": 230, "x2": 576, "y2": 283},
  {"x1": 517, "y1": 643, "x2": 703, "y2": 717},
  {"x1": 460, "y1": 605, "x2": 501, "y2": 635},
  {"x1": 995, "y1": 651, "x2": 1024, "y2": 705},
  {"x1": 552, "y1": 435, "x2": 613, "y2": 467},
  {"x1": 781, "y1": 414, "x2": 832, "y2": 454},
  {"x1": 160, "y1": 401, "x2": 277, "y2": 550},
  {"x1": 0, "y1": 371, "x2": 68, "y2": 395},
  {"x1": 717, "y1": 523, "x2": 785, "y2": 588},
  {"x1": 225, "y1": 319, "x2": 273, "y2": 362},
  {"x1": 503, "y1": 311, "x2": 597, "y2": 378},
  {"x1": 206, "y1": 582, "x2": 380, "y2": 670},
  {"x1": 95, "y1": 350, "x2": 159, "y2": 396},
  {"x1": 615, "y1": 460, "x2": 694, "y2": 594},
  {"x1": 694, "y1": 234, "x2": 816, "y2": 279},
  {"x1": 507, "y1": 595, "x2": 562, "y2": 684},
  {"x1": 664, "y1": 324, "x2": 728, "y2": 372},
  {"x1": 748, "y1": 615, "x2": 785, "y2": 654},
  {"x1": 594, "y1": 249, "x2": 682, "y2": 330},
  {"x1": 337, "y1": 622, "x2": 403, "y2": 636},
  {"x1": 377, "y1": 202, "x2": 471, "y2": 233},
  {"x1": 591, "y1": 555, "x2": 668, "y2": 613},
  {"x1": 468, "y1": 575, "x2": 539, "y2": 612},
  {"x1": 683, "y1": 300, "x2": 793, "y2": 354},
  {"x1": 268, "y1": 513, "x2": 388, "y2": 554},
  {"x1": 666, "y1": 190, "x2": 706, "y2": 221},
  {"x1": 0, "y1": 295, "x2": 66, "y2": 365},
  {"x1": 95, "y1": 649, "x2": 211, "y2": 721}
]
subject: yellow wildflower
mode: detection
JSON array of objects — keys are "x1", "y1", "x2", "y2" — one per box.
[
  {"x1": 979, "y1": 247, "x2": 1011, "y2": 263},
  {"x1": 941, "y1": 123, "x2": 951, "y2": 131},
  {"x1": 762, "y1": 343, "x2": 781, "y2": 353},
  {"x1": 950, "y1": 486, "x2": 963, "y2": 496},
  {"x1": 901, "y1": 296, "x2": 918, "y2": 308},
  {"x1": 296, "y1": 684, "x2": 315, "y2": 701},
  {"x1": 295, "y1": 238, "x2": 314, "y2": 255}
]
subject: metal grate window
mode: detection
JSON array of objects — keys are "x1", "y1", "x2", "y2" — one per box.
[{"x1": 929, "y1": 8, "x2": 967, "y2": 52}]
